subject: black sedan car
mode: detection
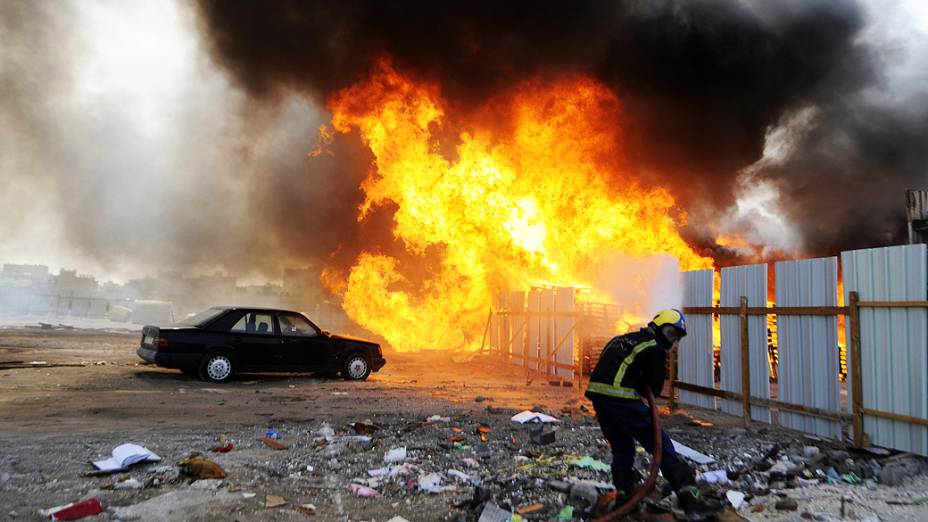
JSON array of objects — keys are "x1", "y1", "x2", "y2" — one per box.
[{"x1": 137, "y1": 306, "x2": 385, "y2": 382}]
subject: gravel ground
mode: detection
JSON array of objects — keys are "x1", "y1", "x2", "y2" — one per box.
[{"x1": 0, "y1": 328, "x2": 926, "y2": 521}]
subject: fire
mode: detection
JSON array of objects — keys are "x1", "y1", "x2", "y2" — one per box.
[{"x1": 319, "y1": 62, "x2": 712, "y2": 351}]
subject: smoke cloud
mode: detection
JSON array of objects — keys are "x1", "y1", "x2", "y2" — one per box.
[
  {"x1": 3, "y1": 0, "x2": 927, "y2": 289},
  {"x1": 0, "y1": 0, "x2": 376, "y2": 283},
  {"x1": 195, "y1": 0, "x2": 926, "y2": 258}
]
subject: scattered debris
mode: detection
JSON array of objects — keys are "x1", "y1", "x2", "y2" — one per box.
[
  {"x1": 177, "y1": 455, "x2": 226, "y2": 479},
  {"x1": 511, "y1": 410, "x2": 559, "y2": 423},
  {"x1": 726, "y1": 490, "x2": 746, "y2": 509},
  {"x1": 259, "y1": 436, "x2": 289, "y2": 450},
  {"x1": 516, "y1": 502, "x2": 545, "y2": 514},
  {"x1": 571, "y1": 456, "x2": 610, "y2": 473},
  {"x1": 113, "y1": 477, "x2": 143, "y2": 490},
  {"x1": 478, "y1": 502, "x2": 514, "y2": 522},
  {"x1": 427, "y1": 415, "x2": 451, "y2": 423},
  {"x1": 775, "y1": 497, "x2": 799, "y2": 511},
  {"x1": 92, "y1": 443, "x2": 160, "y2": 472},
  {"x1": 384, "y1": 447, "x2": 407, "y2": 463},
  {"x1": 41, "y1": 497, "x2": 104, "y2": 521},
  {"x1": 265, "y1": 495, "x2": 286, "y2": 508},
  {"x1": 671, "y1": 439, "x2": 715, "y2": 465},
  {"x1": 210, "y1": 434, "x2": 233, "y2": 453},
  {"x1": 294, "y1": 503, "x2": 317, "y2": 516},
  {"x1": 348, "y1": 483, "x2": 380, "y2": 497}
]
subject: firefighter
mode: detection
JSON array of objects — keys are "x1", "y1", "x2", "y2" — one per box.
[{"x1": 585, "y1": 309, "x2": 721, "y2": 520}]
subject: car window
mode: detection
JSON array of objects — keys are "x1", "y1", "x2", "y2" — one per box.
[
  {"x1": 278, "y1": 313, "x2": 320, "y2": 337},
  {"x1": 230, "y1": 312, "x2": 276, "y2": 335},
  {"x1": 179, "y1": 307, "x2": 227, "y2": 327}
]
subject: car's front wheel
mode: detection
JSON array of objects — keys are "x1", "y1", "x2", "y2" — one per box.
[
  {"x1": 342, "y1": 354, "x2": 371, "y2": 381},
  {"x1": 199, "y1": 351, "x2": 235, "y2": 383}
]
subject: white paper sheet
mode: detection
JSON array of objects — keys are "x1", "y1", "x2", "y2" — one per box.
[
  {"x1": 511, "y1": 410, "x2": 560, "y2": 423},
  {"x1": 671, "y1": 439, "x2": 715, "y2": 465},
  {"x1": 93, "y1": 443, "x2": 161, "y2": 471}
]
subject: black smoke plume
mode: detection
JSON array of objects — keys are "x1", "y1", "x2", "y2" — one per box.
[{"x1": 195, "y1": 0, "x2": 926, "y2": 258}]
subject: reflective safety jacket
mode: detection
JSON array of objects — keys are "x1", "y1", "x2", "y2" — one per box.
[{"x1": 584, "y1": 328, "x2": 667, "y2": 401}]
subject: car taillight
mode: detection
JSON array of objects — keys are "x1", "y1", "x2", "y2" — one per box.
[{"x1": 155, "y1": 337, "x2": 169, "y2": 348}]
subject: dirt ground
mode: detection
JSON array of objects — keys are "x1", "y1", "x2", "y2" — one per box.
[{"x1": 1, "y1": 329, "x2": 927, "y2": 521}]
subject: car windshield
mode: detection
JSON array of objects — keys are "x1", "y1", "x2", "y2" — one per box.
[{"x1": 179, "y1": 307, "x2": 227, "y2": 327}]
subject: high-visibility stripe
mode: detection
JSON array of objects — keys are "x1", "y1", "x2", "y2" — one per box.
[
  {"x1": 586, "y1": 381, "x2": 640, "y2": 399},
  {"x1": 613, "y1": 339, "x2": 656, "y2": 387},
  {"x1": 586, "y1": 338, "x2": 656, "y2": 400}
]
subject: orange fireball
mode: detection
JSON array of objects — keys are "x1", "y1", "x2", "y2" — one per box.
[{"x1": 319, "y1": 62, "x2": 712, "y2": 351}]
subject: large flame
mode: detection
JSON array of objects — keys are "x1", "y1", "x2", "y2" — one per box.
[{"x1": 319, "y1": 63, "x2": 712, "y2": 351}]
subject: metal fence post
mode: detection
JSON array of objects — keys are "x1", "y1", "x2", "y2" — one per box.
[
  {"x1": 740, "y1": 296, "x2": 751, "y2": 427},
  {"x1": 849, "y1": 291, "x2": 865, "y2": 447}
]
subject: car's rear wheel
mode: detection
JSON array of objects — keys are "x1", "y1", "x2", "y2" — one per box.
[
  {"x1": 199, "y1": 351, "x2": 235, "y2": 383},
  {"x1": 342, "y1": 354, "x2": 371, "y2": 381}
]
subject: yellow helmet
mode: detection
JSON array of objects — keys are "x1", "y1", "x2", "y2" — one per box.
[
  {"x1": 651, "y1": 308, "x2": 686, "y2": 333},
  {"x1": 649, "y1": 309, "x2": 686, "y2": 346}
]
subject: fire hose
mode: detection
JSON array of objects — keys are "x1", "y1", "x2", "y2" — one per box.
[{"x1": 593, "y1": 385, "x2": 661, "y2": 522}]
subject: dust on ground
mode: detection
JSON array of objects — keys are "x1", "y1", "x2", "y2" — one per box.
[{"x1": 1, "y1": 329, "x2": 926, "y2": 521}]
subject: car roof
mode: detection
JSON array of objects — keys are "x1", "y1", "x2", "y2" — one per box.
[{"x1": 214, "y1": 306, "x2": 303, "y2": 315}]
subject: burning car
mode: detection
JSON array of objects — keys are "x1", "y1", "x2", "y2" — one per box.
[{"x1": 136, "y1": 306, "x2": 385, "y2": 383}]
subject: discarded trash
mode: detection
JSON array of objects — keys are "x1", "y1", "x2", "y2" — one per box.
[
  {"x1": 113, "y1": 477, "x2": 143, "y2": 490},
  {"x1": 325, "y1": 435, "x2": 372, "y2": 444},
  {"x1": 259, "y1": 437, "x2": 289, "y2": 450},
  {"x1": 517, "y1": 502, "x2": 545, "y2": 514},
  {"x1": 841, "y1": 472, "x2": 862, "y2": 484},
  {"x1": 775, "y1": 497, "x2": 798, "y2": 511},
  {"x1": 726, "y1": 490, "x2": 746, "y2": 509},
  {"x1": 92, "y1": 443, "x2": 161, "y2": 472},
  {"x1": 427, "y1": 415, "x2": 451, "y2": 423},
  {"x1": 671, "y1": 439, "x2": 715, "y2": 465},
  {"x1": 211, "y1": 434, "x2": 234, "y2": 453},
  {"x1": 353, "y1": 422, "x2": 378, "y2": 434},
  {"x1": 42, "y1": 497, "x2": 104, "y2": 521},
  {"x1": 478, "y1": 502, "x2": 513, "y2": 522},
  {"x1": 447, "y1": 468, "x2": 480, "y2": 485},
  {"x1": 461, "y1": 457, "x2": 480, "y2": 469},
  {"x1": 511, "y1": 410, "x2": 559, "y2": 423},
  {"x1": 698, "y1": 469, "x2": 731, "y2": 484},
  {"x1": 386, "y1": 517, "x2": 411, "y2": 522},
  {"x1": 265, "y1": 495, "x2": 286, "y2": 508},
  {"x1": 317, "y1": 422, "x2": 336, "y2": 437},
  {"x1": 476, "y1": 425, "x2": 492, "y2": 442},
  {"x1": 265, "y1": 430, "x2": 280, "y2": 439},
  {"x1": 294, "y1": 503, "x2": 317, "y2": 516},
  {"x1": 177, "y1": 455, "x2": 226, "y2": 479},
  {"x1": 529, "y1": 425, "x2": 556, "y2": 445},
  {"x1": 384, "y1": 447, "x2": 407, "y2": 464},
  {"x1": 368, "y1": 463, "x2": 415, "y2": 479},
  {"x1": 571, "y1": 456, "x2": 610, "y2": 473},
  {"x1": 332, "y1": 391, "x2": 349, "y2": 396},
  {"x1": 242, "y1": 492, "x2": 256, "y2": 499},
  {"x1": 418, "y1": 472, "x2": 447, "y2": 493},
  {"x1": 348, "y1": 483, "x2": 380, "y2": 497},
  {"x1": 556, "y1": 505, "x2": 574, "y2": 521}
]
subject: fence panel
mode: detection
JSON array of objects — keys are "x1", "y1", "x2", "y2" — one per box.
[
  {"x1": 776, "y1": 257, "x2": 842, "y2": 439},
  {"x1": 842, "y1": 244, "x2": 928, "y2": 455},
  {"x1": 527, "y1": 289, "x2": 541, "y2": 370},
  {"x1": 720, "y1": 264, "x2": 771, "y2": 422},
  {"x1": 555, "y1": 287, "x2": 575, "y2": 380},
  {"x1": 679, "y1": 270, "x2": 715, "y2": 409}
]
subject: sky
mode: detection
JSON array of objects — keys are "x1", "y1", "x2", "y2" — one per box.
[{"x1": 1, "y1": 0, "x2": 927, "y2": 283}]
